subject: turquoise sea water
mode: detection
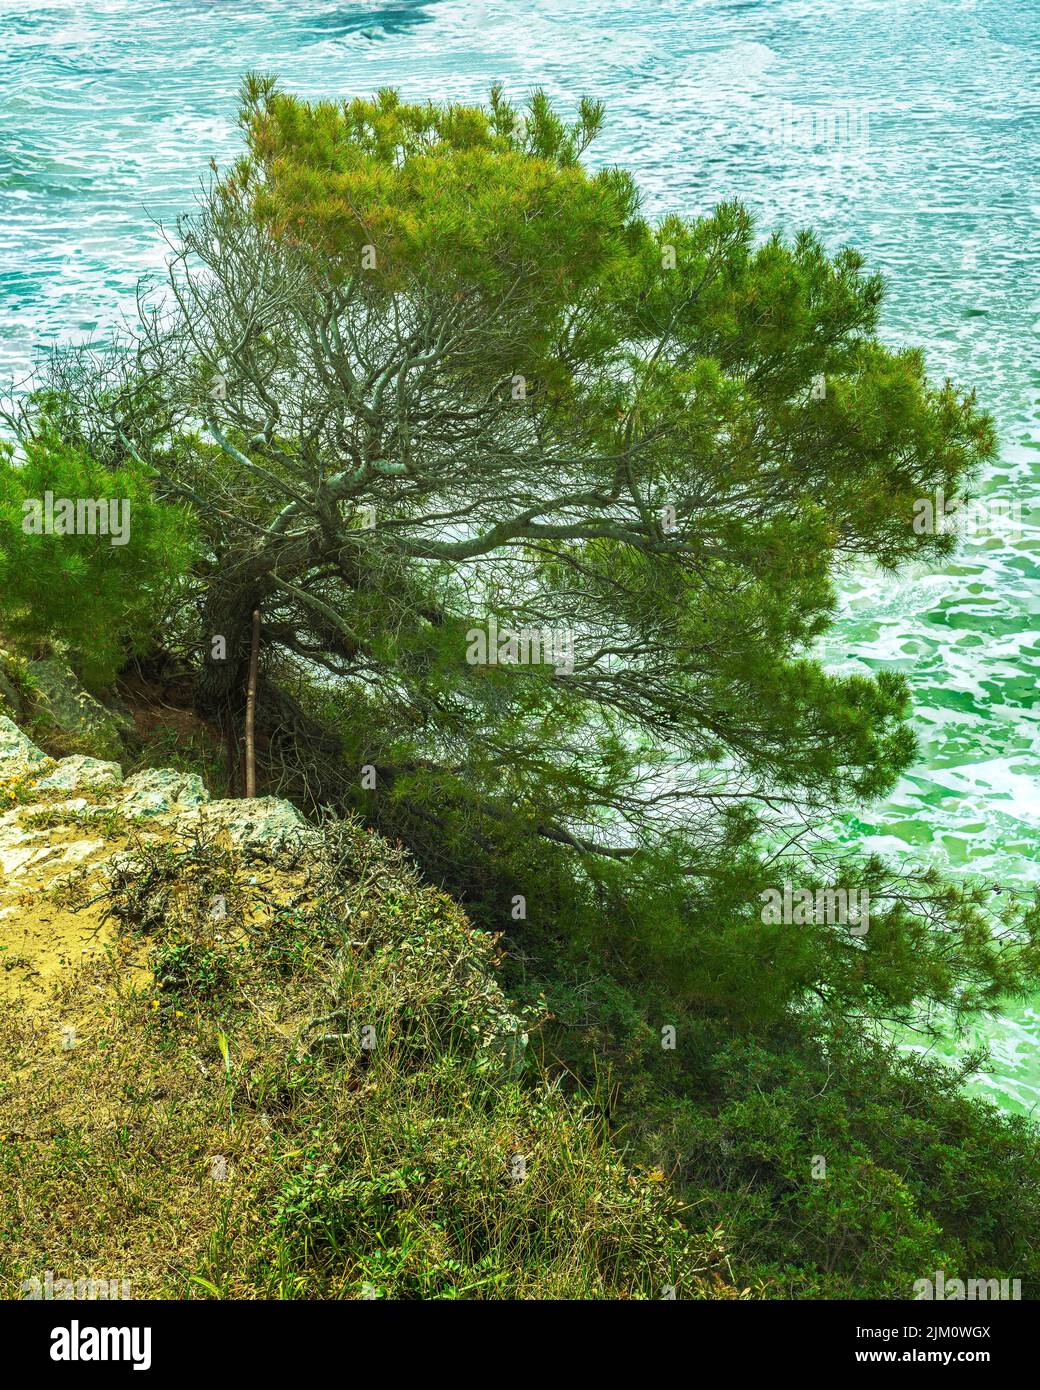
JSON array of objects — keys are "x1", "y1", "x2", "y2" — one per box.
[{"x1": 1, "y1": 0, "x2": 1037, "y2": 1110}]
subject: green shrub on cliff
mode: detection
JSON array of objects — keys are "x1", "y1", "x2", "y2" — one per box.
[{"x1": 0, "y1": 421, "x2": 194, "y2": 684}]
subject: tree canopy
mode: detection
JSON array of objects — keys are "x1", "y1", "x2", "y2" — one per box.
[
  {"x1": 0, "y1": 411, "x2": 193, "y2": 685},
  {"x1": 6, "y1": 77, "x2": 1036, "y2": 1030}
]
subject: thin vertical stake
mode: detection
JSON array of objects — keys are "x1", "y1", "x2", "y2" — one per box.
[{"x1": 245, "y1": 608, "x2": 260, "y2": 798}]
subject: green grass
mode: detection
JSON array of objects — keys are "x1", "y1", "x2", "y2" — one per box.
[{"x1": 0, "y1": 819, "x2": 736, "y2": 1300}]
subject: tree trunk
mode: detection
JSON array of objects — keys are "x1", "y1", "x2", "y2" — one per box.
[{"x1": 244, "y1": 608, "x2": 260, "y2": 798}]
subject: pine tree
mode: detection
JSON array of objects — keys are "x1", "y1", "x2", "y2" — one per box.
[{"x1": 20, "y1": 78, "x2": 1039, "y2": 1026}]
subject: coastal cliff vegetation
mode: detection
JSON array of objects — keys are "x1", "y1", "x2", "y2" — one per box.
[{"x1": 1, "y1": 81, "x2": 1038, "y2": 1299}]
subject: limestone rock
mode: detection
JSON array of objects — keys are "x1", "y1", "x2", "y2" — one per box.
[
  {"x1": 27, "y1": 657, "x2": 135, "y2": 759},
  {"x1": 34, "y1": 756, "x2": 124, "y2": 791},
  {"x1": 119, "y1": 768, "x2": 209, "y2": 818},
  {"x1": 0, "y1": 716, "x2": 50, "y2": 776},
  {"x1": 176, "y1": 796, "x2": 316, "y2": 854}
]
